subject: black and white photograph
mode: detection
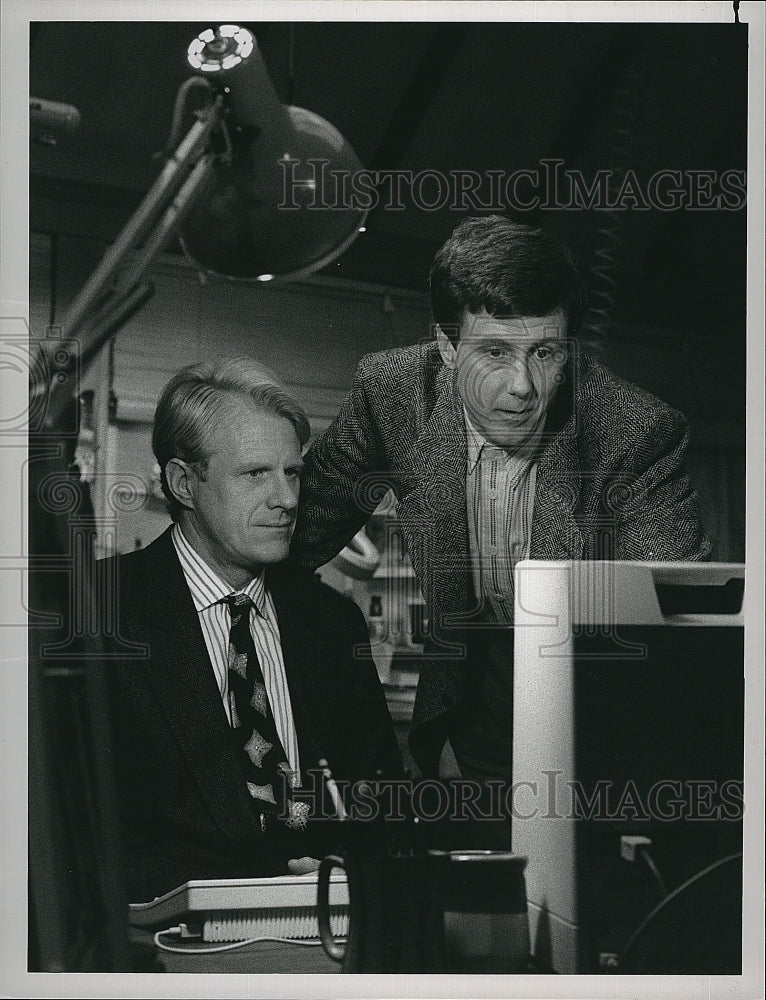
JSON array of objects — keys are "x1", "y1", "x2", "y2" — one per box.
[{"x1": 1, "y1": 1, "x2": 763, "y2": 997}]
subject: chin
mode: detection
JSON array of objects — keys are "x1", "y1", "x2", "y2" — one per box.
[
  {"x1": 485, "y1": 427, "x2": 534, "y2": 449},
  {"x1": 253, "y1": 541, "x2": 291, "y2": 565}
]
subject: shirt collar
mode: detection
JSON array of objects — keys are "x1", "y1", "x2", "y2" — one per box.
[
  {"x1": 464, "y1": 410, "x2": 490, "y2": 474},
  {"x1": 172, "y1": 523, "x2": 268, "y2": 616}
]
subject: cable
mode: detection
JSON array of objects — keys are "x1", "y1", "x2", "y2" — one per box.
[
  {"x1": 582, "y1": 64, "x2": 639, "y2": 353},
  {"x1": 618, "y1": 851, "x2": 742, "y2": 969},
  {"x1": 287, "y1": 24, "x2": 296, "y2": 106},
  {"x1": 638, "y1": 846, "x2": 668, "y2": 899},
  {"x1": 155, "y1": 76, "x2": 215, "y2": 163},
  {"x1": 153, "y1": 928, "x2": 341, "y2": 955}
]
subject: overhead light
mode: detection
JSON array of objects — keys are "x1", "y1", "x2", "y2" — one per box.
[{"x1": 180, "y1": 24, "x2": 367, "y2": 281}]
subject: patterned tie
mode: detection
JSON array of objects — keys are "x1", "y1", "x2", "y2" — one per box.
[{"x1": 225, "y1": 594, "x2": 308, "y2": 831}]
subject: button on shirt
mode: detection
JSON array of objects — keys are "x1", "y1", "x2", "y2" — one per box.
[
  {"x1": 465, "y1": 414, "x2": 540, "y2": 624},
  {"x1": 171, "y1": 523, "x2": 301, "y2": 788}
]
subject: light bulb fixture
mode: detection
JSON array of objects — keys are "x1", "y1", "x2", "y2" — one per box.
[
  {"x1": 179, "y1": 24, "x2": 367, "y2": 281},
  {"x1": 187, "y1": 24, "x2": 254, "y2": 71}
]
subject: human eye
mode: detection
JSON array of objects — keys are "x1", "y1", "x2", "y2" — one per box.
[
  {"x1": 532, "y1": 343, "x2": 568, "y2": 363},
  {"x1": 286, "y1": 465, "x2": 303, "y2": 480},
  {"x1": 486, "y1": 345, "x2": 509, "y2": 360},
  {"x1": 532, "y1": 344, "x2": 554, "y2": 361},
  {"x1": 247, "y1": 468, "x2": 268, "y2": 479}
]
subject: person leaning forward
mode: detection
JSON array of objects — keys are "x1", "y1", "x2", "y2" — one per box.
[
  {"x1": 96, "y1": 358, "x2": 401, "y2": 901},
  {"x1": 290, "y1": 215, "x2": 710, "y2": 816}
]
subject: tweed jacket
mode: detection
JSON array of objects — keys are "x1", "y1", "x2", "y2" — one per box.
[
  {"x1": 97, "y1": 528, "x2": 401, "y2": 901},
  {"x1": 292, "y1": 341, "x2": 710, "y2": 772}
]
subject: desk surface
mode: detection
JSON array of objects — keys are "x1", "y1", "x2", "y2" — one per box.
[{"x1": 131, "y1": 928, "x2": 341, "y2": 974}]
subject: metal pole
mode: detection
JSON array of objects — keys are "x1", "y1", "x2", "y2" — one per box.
[
  {"x1": 42, "y1": 281, "x2": 157, "y2": 430},
  {"x1": 59, "y1": 110, "x2": 220, "y2": 345},
  {"x1": 34, "y1": 124, "x2": 219, "y2": 429},
  {"x1": 111, "y1": 151, "x2": 217, "y2": 297}
]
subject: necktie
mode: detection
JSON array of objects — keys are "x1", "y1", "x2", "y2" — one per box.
[{"x1": 225, "y1": 593, "x2": 308, "y2": 831}]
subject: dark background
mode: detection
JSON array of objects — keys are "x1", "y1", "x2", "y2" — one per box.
[{"x1": 30, "y1": 20, "x2": 747, "y2": 345}]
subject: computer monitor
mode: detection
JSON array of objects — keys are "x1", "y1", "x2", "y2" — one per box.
[{"x1": 512, "y1": 560, "x2": 745, "y2": 974}]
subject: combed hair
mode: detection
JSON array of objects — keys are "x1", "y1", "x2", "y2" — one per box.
[
  {"x1": 152, "y1": 357, "x2": 311, "y2": 520},
  {"x1": 429, "y1": 215, "x2": 589, "y2": 344}
]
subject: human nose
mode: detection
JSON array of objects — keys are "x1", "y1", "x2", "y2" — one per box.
[
  {"x1": 506, "y1": 357, "x2": 533, "y2": 398},
  {"x1": 268, "y1": 472, "x2": 299, "y2": 510}
]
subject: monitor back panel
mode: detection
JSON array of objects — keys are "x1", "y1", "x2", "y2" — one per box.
[{"x1": 512, "y1": 561, "x2": 744, "y2": 974}]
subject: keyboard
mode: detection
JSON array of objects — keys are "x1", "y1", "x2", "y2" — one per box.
[{"x1": 128, "y1": 872, "x2": 349, "y2": 942}]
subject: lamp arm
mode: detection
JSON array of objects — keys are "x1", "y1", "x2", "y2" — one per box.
[
  {"x1": 32, "y1": 99, "x2": 224, "y2": 426},
  {"x1": 62, "y1": 102, "x2": 222, "y2": 343},
  {"x1": 115, "y1": 151, "x2": 217, "y2": 298}
]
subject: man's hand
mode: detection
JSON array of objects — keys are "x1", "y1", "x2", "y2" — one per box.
[{"x1": 287, "y1": 856, "x2": 320, "y2": 874}]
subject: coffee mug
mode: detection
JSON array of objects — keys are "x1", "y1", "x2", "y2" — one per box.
[
  {"x1": 437, "y1": 850, "x2": 530, "y2": 973},
  {"x1": 318, "y1": 851, "x2": 447, "y2": 973},
  {"x1": 317, "y1": 849, "x2": 529, "y2": 974}
]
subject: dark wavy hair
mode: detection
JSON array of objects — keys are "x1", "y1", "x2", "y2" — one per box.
[
  {"x1": 152, "y1": 357, "x2": 310, "y2": 521},
  {"x1": 429, "y1": 215, "x2": 589, "y2": 344}
]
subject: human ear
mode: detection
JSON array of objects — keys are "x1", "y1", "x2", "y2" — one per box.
[
  {"x1": 164, "y1": 458, "x2": 197, "y2": 511},
  {"x1": 435, "y1": 325, "x2": 458, "y2": 369}
]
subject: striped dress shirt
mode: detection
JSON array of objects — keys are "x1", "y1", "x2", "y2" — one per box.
[
  {"x1": 171, "y1": 523, "x2": 301, "y2": 790},
  {"x1": 465, "y1": 414, "x2": 540, "y2": 624}
]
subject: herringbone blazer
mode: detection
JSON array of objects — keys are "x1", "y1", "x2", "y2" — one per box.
[{"x1": 292, "y1": 341, "x2": 710, "y2": 771}]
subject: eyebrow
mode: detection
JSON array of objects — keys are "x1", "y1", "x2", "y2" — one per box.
[
  {"x1": 476, "y1": 336, "x2": 561, "y2": 349},
  {"x1": 235, "y1": 459, "x2": 305, "y2": 474}
]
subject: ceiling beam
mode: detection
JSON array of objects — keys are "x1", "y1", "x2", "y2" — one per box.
[
  {"x1": 509, "y1": 25, "x2": 647, "y2": 226},
  {"x1": 367, "y1": 24, "x2": 470, "y2": 172}
]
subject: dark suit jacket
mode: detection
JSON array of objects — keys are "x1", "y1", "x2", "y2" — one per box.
[
  {"x1": 98, "y1": 528, "x2": 401, "y2": 901},
  {"x1": 291, "y1": 342, "x2": 710, "y2": 772}
]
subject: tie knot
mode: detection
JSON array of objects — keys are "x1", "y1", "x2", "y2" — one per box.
[
  {"x1": 227, "y1": 593, "x2": 252, "y2": 610},
  {"x1": 226, "y1": 593, "x2": 253, "y2": 624}
]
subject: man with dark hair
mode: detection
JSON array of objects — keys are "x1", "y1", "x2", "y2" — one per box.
[
  {"x1": 292, "y1": 216, "x2": 709, "y2": 829},
  {"x1": 98, "y1": 357, "x2": 400, "y2": 901}
]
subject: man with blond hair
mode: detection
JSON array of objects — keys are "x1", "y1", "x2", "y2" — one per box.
[{"x1": 98, "y1": 357, "x2": 400, "y2": 901}]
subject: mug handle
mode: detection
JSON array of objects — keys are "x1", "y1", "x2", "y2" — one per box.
[{"x1": 317, "y1": 854, "x2": 347, "y2": 962}]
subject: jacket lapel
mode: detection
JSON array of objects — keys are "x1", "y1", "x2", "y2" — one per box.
[
  {"x1": 266, "y1": 566, "x2": 325, "y2": 775},
  {"x1": 395, "y1": 370, "x2": 473, "y2": 639},
  {"x1": 530, "y1": 376, "x2": 585, "y2": 560},
  {"x1": 130, "y1": 530, "x2": 258, "y2": 837}
]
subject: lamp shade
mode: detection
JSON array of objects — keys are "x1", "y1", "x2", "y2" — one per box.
[{"x1": 181, "y1": 25, "x2": 367, "y2": 281}]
